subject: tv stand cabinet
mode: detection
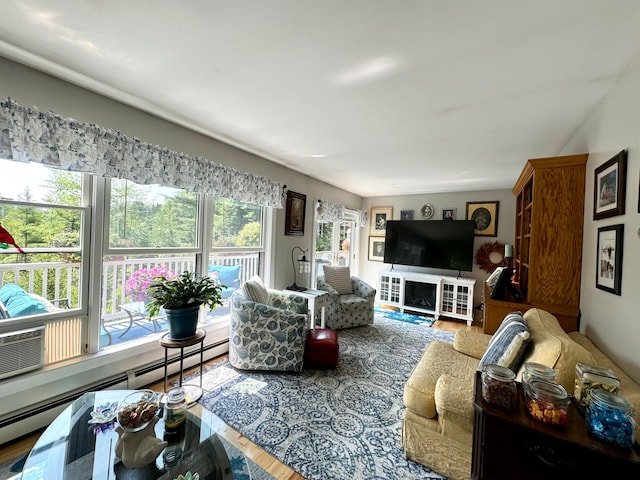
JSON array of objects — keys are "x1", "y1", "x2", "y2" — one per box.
[{"x1": 378, "y1": 270, "x2": 476, "y2": 324}]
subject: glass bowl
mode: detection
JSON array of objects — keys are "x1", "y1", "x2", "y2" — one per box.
[{"x1": 117, "y1": 389, "x2": 160, "y2": 432}]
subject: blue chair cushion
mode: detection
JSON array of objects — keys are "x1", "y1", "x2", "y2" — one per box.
[
  {"x1": 209, "y1": 265, "x2": 240, "y2": 288},
  {"x1": 0, "y1": 283, "x2": 48, "y2": 318}
]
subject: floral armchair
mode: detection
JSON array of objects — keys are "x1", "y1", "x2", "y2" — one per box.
[
  {"x1": 317, "y1": 274, "x2": 376, "y2": 329},
  {"x1": 229, "y1": 287, "x2": 309, "y2": 372}
]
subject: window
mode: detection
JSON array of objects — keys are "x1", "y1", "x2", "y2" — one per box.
[
  {"x1": 0, "y1": 159, "x2": 87, "y2": 364},
  {"x1": 313, "y1": 210, "x2": 359, "y2": 284},
  {"x1": 102, "y1": 179, "x2": 200, "y2": 347},
  {"x1": 109, "y1": 179, "x2": 199, "y2": 249},
  {"x1": 0, "y1": 160, "x2": 85, "y2": 314},
  {"x1": 0, "y1": 159, "x2": 270, "y2": 363}
]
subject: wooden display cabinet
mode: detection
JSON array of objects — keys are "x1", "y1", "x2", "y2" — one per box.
[{"x1": 484, "y1": 154, "x2": 587, "y2": 334}]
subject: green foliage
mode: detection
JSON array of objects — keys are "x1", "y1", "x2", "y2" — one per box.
[
  {"x1": 145, "y1": 271, "x2": 224, "y2": 318},
  {"x1": 212, "y1": 198, "x2": 262, "y2": 247},
  {"x1": 237, "y1": 221, "x2": 261, "y2": 247},
  {"x1": 108, "y1": 181, "x2": 198, "y2": 248},
  {"x1": 315, "y1": 221, "x2": 333, "y2": 251}
]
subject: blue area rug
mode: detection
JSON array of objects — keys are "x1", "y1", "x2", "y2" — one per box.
[
  {"x1": 374, "y1": 305, "x2": 435, "y2": 327},
  {"x1": 194, "y1": 316, "x2": 453, "y2": 480}
]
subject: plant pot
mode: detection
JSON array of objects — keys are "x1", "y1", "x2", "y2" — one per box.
[{"x1": 165, "y1": 304, "x2": 200, "y2": 340}]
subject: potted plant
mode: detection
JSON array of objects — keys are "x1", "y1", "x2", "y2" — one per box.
[{"x1": 146, "y1": 270, "x2": 225, "y2": 339}]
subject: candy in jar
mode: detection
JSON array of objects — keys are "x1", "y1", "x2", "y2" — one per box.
[
  {"x1": 574, "y1": 362, "x2": 620, "y2": 407},
  {"x1": 586, "y1": 389, "x2": 635, "y2": 448},
  {"x1": 524, "y1": 379, "x2": 569, "y2": 426},
  {"x1": 481, "y1": 364, "x2": 517, "y2": 411}
]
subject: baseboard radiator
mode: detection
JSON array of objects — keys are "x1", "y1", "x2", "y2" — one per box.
[{"x1": 0, "y1": 339, "x2": 228, "y2": 445}]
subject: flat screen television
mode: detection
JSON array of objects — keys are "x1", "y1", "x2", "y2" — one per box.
[{"x1": 383, "y1": 220, "x2": 475, "y2": 272}]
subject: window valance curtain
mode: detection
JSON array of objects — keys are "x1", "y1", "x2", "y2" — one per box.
[
  {"x1": 316, "y1": 199, "x2": 367, "y2": 226},
  {"x1": 0, "y1": 98, "x2": 284, "y2": 208}
]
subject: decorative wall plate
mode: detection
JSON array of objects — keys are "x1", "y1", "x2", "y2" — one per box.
[{"x1": 421, "y1": 203, "x2": 434, "y2": 219}]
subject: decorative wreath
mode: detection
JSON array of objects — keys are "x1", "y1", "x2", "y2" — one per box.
[{"x1": 475, "y1": 241, "x2": 505, "y2": 274}]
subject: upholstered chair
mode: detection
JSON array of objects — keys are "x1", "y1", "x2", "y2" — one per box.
[
  {"x1": 229, "y1": 277, "x2": 309, "y2": 372},
  {"x1": 316, "y1": 266, "x2": 376, "y2": 329}
]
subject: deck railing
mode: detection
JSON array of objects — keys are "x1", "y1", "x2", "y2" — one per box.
[
  {"x1": 0, "y1": 253, "x2": 261, "y2": 365},
  {"x1": 1, "y1": 253, "x2": 260, "y2": 317}
]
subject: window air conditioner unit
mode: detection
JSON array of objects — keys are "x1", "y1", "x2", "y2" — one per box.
[{"x1": 0, "y1": 326, "x2": 45, "y2": 380}]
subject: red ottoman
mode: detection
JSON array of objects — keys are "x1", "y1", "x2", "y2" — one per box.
[{"x1": 305, "y1": 328, "x2": 339, "y2": 368}]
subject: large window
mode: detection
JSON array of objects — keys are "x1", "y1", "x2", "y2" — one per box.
[
  {"x1": 0, "y1": 159, "x2": 268, "y2": 366},
  {"x1": 0, "y1": 159, "x2": 88, "y2": 365}
]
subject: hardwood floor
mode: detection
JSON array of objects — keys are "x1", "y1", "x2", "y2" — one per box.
[{"x1": 0, "y1": 317, "x2": 481, "y2": 479}]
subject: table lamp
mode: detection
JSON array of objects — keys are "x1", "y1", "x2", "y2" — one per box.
[{"x1": 287, "y1": 246, "x2": 310, "y2": 292}]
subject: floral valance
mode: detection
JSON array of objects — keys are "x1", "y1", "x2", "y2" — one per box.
[
  {"x1": 316, "y1": 199, "x2": 367, "y2": 226},
  {"x1": 0, "y1": 98, "x2": 284, "y2": 208}
]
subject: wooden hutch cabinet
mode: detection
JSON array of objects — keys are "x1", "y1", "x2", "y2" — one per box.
[{"x1": 483, "y1": 154, "x2": 588, "y2": 334}]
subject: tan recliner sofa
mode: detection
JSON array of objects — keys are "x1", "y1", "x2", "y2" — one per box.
[{"x1": 401, "y1": 308, "x2": 640, "y2": 480}]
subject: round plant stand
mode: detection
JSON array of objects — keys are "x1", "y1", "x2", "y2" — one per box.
[{"x1": 159, "y1": 328, "x2": 206, "y2": 402}]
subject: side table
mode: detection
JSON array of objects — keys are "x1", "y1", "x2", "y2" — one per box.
[
  {"x1": 159, "y1": 328, "x2": 206, "y2": 402},
  {"x1": 471, "y1": 371, "x2": 640, "y2": 479},
  {"x1": 285, "y1": 288, "x2": 327, "y2": 329}
]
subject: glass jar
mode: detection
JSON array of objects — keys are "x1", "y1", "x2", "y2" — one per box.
[
  {"x1": 164, "y1": 387, "x2": 187, "y2": 430},
  {"x1": 524, "y1": 379, "x2": 569, "y2": 426},
  {"x1": 586, "y1": 389, "x2": 636, "y2": 448},
  {"x1": 522, "y1": 362, "x2": 556, "y2": 386},
  {"x1": 574, "y1": 362, "x2": 620, "y2": 407},
  {"x1": 481, "y1": 364, "x2": 517, "y2": 411}
]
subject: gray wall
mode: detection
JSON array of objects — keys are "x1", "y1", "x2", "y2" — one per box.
[
  {"x1": 360, "y1": 189, "x2": 516, "y2": 320},
  {"x1": 0, "y1": 56, "x2": 362, "y2": 292},
  {"x1": 561, "y1": 53, "x2": 640, "y2": 383}
]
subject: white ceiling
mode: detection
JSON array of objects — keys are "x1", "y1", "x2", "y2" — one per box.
[{"x1": 2, "y1": 1, "x2": 640, "y2": 197}]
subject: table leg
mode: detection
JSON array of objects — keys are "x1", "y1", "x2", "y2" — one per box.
[
  {"x1": 179, "y1": 346, "x2": 185, "y2": 387},
  {"x1": 199, "y1": 338, "x2": 204, "y2": 389},
  {"x1": 118, "y1": 310, "x2": 136, "y2": 338},
  {"x1": 163, "y1": 347, "x2": 168, "y2": 392}
]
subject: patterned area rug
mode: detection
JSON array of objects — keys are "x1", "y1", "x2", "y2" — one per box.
[
  {"x1": 193, "y1": 316, "x2": 453, "y2": 480},
  {"x1": 374, "y1": 305, "x2": 435, "y2": 327}
]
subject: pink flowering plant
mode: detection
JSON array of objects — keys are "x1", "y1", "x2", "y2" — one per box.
[{"x1": 125, "y1": 266, "x2": 177, "y2": 302}]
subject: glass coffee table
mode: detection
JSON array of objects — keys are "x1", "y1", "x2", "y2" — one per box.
[{"x1": 20, "y1": 390, "x2": 251, "y2": 480}]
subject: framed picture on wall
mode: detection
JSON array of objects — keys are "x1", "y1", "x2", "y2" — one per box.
[
  {"x1": 596, "y1": 224, "x2": 624, "y2": 295},
  {"x1": 593, "y1": 150, "x2": 627, "y2": 220},
  {"x1": 466, "y1": 201, "x2": 499, "y2": 236},
  {"x1": 368, "y1": 236, "x2": 385, "y2": 262},
  {"x1": 370, "y1": 207, "x2": 393, "y2": 236},
  {"x1": 442, "y1": 208, "x2": 456, "y2": 220},
  {"x1": 400, "y1": 209, "x2": 414, "y2": 220},
  {"x1": 285, "y1": 190, "x2": 306, "y2": 236}
]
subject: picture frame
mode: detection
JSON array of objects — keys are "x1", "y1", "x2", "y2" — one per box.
[
  {"x1": 442, "y1": 208, "x2": 456, "y2": 220},
  {"x1": 466, "y1": 201, "x2": 499, "y2": 236},
  {"x1": 370, "y1": 207, "x2": 393, "y2": 236},
  {"x1": 285, "y1": 190, "x2": 306, "y2": 236},
  {"x1": 593, "y1": 150, "x2": 627, "y2": 220},
  {"x1": 368, "y1": 236, "x2": 386, "y2": 262},
  {"x1": 596, "y1": 224, "x2": 624, "y2": 295},
  {"x1": 400, "y1": 209, "x2": 414, "y2": 220}
]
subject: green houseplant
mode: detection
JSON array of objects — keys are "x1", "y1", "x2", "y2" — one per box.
[{"x1": 146, "y1": 270, "x2": 225, "y2": 339}]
